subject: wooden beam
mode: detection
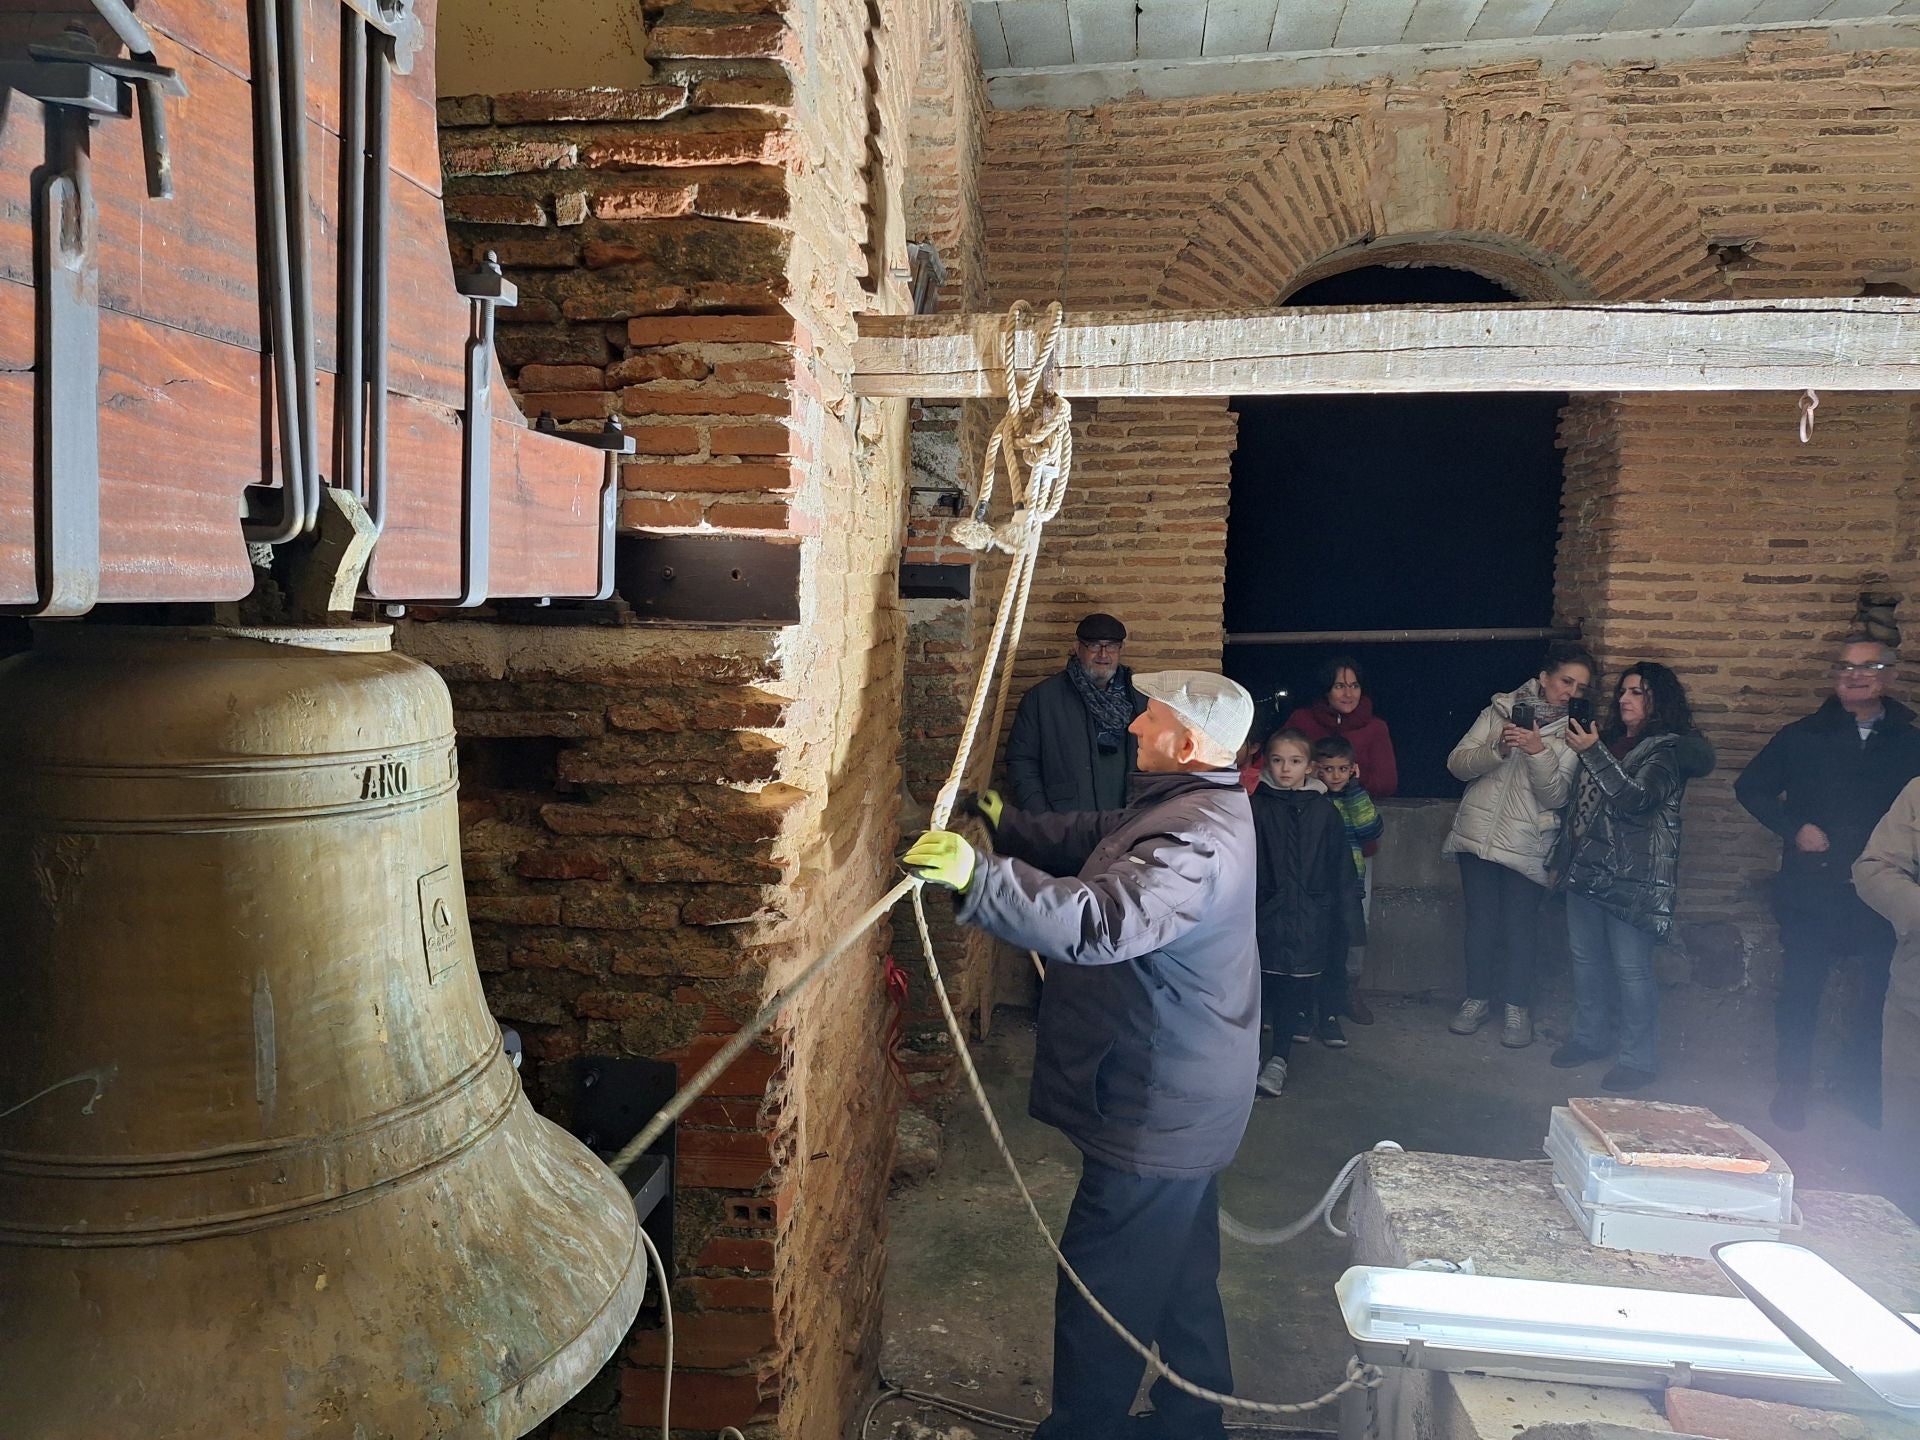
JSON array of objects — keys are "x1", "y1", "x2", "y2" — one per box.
[{"x1": 852, "y1": 299, "x2": 1920, "y2": 398}]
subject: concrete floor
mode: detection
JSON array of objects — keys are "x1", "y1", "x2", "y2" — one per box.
[{"x1": 870, "y1": 984, "x2": 1894, "y2": 1438}]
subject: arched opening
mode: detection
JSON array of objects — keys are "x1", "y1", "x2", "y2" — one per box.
[{"x1": 1223, "y1": 264, "x2": 1570, "y2": 796}]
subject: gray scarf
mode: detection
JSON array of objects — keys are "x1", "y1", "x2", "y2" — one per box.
[{"x1": 1068, "y1": 656, "x2": 1134, "y2": 751}]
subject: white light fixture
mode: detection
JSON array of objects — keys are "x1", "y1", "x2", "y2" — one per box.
[
  {"x1": 1337, "y1": 1265, "x2": 1920, "y2": 1411},
  {"x1": 1714, "y1": 1241, "x2": 1920, "y2": 1414}
]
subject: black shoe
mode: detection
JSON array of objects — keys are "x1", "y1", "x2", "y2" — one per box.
[
  {"x1": 1346, "y1": 993, "x2": 1376, "y2": 1026},
  {"x1": 1551, "y1": 1041, "x2": 1610, "y2": 1069},
  {"x1": 1771, "y1": 1086, "x2": 1808, "y2": 1131},
  {"x1": 1601, "y1": 1064, "x2": 1656, "y2": 1093},
  {"x1": 1317, "y1": 1014, "x2": 1348, "y2": 1049},
  {"x1": 1291, "y1": 1015, "x2": 1315, "y2": 1043}
]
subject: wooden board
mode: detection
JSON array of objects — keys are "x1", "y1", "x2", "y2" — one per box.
[
  {"x1": 1568, "y1": 1097, "x2": 1775, "y2": 1175},
  {"x1": 852, "y1": 298, "x2": 1920, "y2": 399}
]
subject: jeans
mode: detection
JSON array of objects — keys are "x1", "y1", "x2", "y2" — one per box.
[
  {"x1": 1565, "y1": 891, "x2": 1660, "y2": 1074},
  {"x1": 1347, "y1": 855, "x2": 1373, "y2": 980},
  {"x1": 1457, "y1": 854, "x2": 1545, "y2": 1006},
  {"x1": 1775, "y1": 902, "x2": 1894, "y2": 1097},
  {"x1": 1032, "y1": 1158, "x2": 1232, "y2": 1440}
]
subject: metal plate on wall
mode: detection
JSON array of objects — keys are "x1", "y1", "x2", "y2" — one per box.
[{"x1": 615, "y1": 535, "x2": 801, "y2": 625}]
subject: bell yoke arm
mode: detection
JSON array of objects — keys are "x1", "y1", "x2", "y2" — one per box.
[{"x1": 959, "y1": 829, "x2": 1217, "y2": 967}]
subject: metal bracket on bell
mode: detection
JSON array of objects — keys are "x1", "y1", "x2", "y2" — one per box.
[
  {"x1": 450, "y1": 252, "x2": 517, "y2": 608},
  {"x1": 341, "y1": 0, "x2": 425, "y2": 74},
  {"x1": 538, "y1": 413, "x2": 636, "y2": 602},
  {"x1": 0, "y1": 21, "x2": 182, "y2": 618},
  {"x1": 14, "y1": 1, "x2": 188, "y2": 200}
]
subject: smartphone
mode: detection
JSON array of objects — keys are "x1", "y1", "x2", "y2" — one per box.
[
  {"x1": 1567, "y1": 696, "x2": 1594, "y2": 727},
  {"x1": 1510, "y1": 700, "x2": 1535, "y2": 729}
]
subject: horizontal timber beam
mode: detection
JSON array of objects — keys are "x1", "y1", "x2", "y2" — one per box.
[{"x1": 852, "y1": 299, "x2": 1920, "y2": 399}]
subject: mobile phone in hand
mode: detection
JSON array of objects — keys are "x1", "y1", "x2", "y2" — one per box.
[
  {"x1": 1567, "y1": 696, "x2": 1594, "y2": 726},
  {"x1": 1510, "y1": 700, "x2": 1535, "y2": 729}
]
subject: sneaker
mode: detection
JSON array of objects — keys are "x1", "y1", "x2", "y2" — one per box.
[
  {"x1": 1317, "y1": 1014, "x2": 1348, "y2": 1049},
  {"x1": 1346, "y1": 993, "x2": 1376, "y2": 1026},
  {"x1": 1448, "y1": 998, "x2": 1491, "y2": 1035},
  {"x1": 1290, "y1": 1015, "x2": 1314, "y2": 1044},
  {"x1": 1255, "y1": 1056, "x2": 1289, "y2": 1097},
  {"x1": 1500, "y1": 1005, "x2": 1533, "y2": 1049},
  {"x1": 1601, "y1": 1064, "x2": 1656, "y2": 1093},
  {"x1": 1551, "y1": 1040, "x2": 1610, "y2": 1069},
  {"x1": 1770, "y1": 1086, "x2": 1808, "y2": 1131}
]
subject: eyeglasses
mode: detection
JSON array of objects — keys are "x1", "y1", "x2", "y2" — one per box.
[
  {"x1": 1080, "y1": 639, "x2": 1123, "y2": 654},
  {"x1": 1833, "y1": 663, "x2": 1893, "y2": 675}
]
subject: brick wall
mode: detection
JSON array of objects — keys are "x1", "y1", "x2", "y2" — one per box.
[
  {"x1": 973, "y1": 31, "x2": 1920, "y2": 979},
  {"x1": 418, "y1": 0, "x2": 947, "y2": 1433}
]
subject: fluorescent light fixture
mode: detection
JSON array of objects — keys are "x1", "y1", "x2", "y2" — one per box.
[
  {"x1": 1714, "y1": 1241, "x2": 1920, "y2": 1414},
  {"x1": 1337, "y1": 1265, "x2": 1920, "y2": 1410}
]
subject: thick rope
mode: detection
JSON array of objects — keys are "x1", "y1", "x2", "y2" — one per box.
[
  {"x1": 611, "y1": 302, "x2": 1069, "y2": 1175},
  {"x1": 909, "y1": 891, "x2": 1383, "y2": 1417},
  {"x1": 609, "y1": 299, "x2": 1380, "y2": 1420}
]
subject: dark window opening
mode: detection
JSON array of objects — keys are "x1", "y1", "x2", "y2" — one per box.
[{"x1": 1223, "y1": 265, "x2": 1569, "y2": 798}]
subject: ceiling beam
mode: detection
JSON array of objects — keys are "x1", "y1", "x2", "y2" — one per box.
[{"x1": 852, "y1": 299, "x2": 1920, "y2": 399}]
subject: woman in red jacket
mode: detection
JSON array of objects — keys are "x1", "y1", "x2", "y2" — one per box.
[
  {"x1": 1282, "y1": 656, "x2": 1399, "y2": 1024},
  {"x1": 1282, "y1": 655, "x2": 1399, "y2": 800}
]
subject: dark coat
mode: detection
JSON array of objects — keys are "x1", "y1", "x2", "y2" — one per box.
[
  {"x1": 1005, "y1": 667, "x2": 1146, "y2": 813},
  {"x1": 955, "y1": 770, "x2": 1260, "y2": 1179},
  {"x1": 1735, "y1": 696, "x2": 1920, "y2": 924},
  {"x1": 1249, "y1": 782, "x2": 1362, "y2": 977},
  {"x1": 1558, "y1": 731, "x2": 1716, "y2": 938}
]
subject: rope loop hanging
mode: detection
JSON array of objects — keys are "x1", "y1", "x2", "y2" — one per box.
[{"x1": 952, "y1": 300, "x2": 1073, "y2": 556}]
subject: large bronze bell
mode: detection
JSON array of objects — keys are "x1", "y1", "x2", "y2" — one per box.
[{"x1": 0, "y1": 623, "x2": 646, "y2": 1439}]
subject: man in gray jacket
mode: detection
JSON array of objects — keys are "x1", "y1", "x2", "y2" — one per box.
[
  {"x1": 1005, "y1": 612, "x2": 1146, "y2": 812},
  {"x1": 903, "y1": 671, "x2": 1260, "y2": 1440}
]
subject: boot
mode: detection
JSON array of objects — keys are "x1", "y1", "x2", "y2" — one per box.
[
  {"x1": 1501, "y1": 1004, "x2": 1533, "y2": 1049},
  {"x1": 1448, "y1": 998, "x2": 1491, "y2": 1035}
]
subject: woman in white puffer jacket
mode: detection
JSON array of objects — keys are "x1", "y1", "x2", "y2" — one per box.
[{"x1": 1441, "y1": 640, "x2": 1598, "y2": 1049}]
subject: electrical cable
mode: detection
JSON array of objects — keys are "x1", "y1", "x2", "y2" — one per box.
[
  {"x1": 1218, "y1": 1142, "x2": 1404, "y2": 1247},
  {"x1": 638, "y1": 1221, "x2": 745, "y2": 1440}
]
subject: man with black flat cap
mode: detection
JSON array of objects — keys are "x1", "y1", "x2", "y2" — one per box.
[{"x1": 1007, "y1": 612, "x2": 1146, "y2": 813}]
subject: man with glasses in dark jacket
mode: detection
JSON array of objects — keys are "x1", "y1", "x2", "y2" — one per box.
[
  {"x1": 902, "y1": 671, "x2": 1259, "y2": 1440},
  {"x1": 1006, "y1": 613, "x2": 1146, "y2": 813},
  {"x1": 1736, "y1": 637, "x2": 1920, "y2": 1130}
]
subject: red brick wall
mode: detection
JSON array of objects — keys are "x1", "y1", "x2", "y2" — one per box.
[
  {"x1": 420, "y1": 0, "x2": 949, "y2": 1432},
  {"x1": 975, "y1": 32, "x2": 1920, "y2": 977}
]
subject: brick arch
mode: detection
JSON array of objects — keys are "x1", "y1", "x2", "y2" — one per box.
[{"x1": 1151, "y1": 111, "x2": 1724, "y2": 309}]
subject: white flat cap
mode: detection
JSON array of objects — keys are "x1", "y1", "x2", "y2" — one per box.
[{"x1": 1133, "y1": 671, "x2": 1255, "y2": 760}]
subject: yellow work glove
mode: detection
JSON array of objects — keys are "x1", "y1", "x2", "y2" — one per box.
[
  {"x1": 901, "y1": 829, "x2": 976, "y2": 892},
  {"x1": 959, "y1": 789, "x2": 1005, "y2": 830}
]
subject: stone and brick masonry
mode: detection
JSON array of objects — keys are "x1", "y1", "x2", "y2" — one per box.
[{"x1": 415, "y1": 0, "x2": 983, "y2": 1434}]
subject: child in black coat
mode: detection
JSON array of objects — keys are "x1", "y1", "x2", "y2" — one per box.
[{"x1": 1250, "y1": 729, "x2": 1361, "y2": 1096}]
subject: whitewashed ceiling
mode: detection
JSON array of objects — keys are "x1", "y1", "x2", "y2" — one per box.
[{"x1": 971, "y1": 0, "x2": 1920, "y2": 70}]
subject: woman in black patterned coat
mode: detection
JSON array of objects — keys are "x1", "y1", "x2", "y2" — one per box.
[{"x1": 1552, "y1": 662, "x2": 1715, "y2": 1092}]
